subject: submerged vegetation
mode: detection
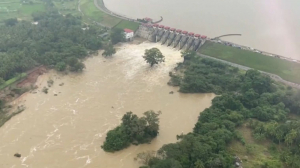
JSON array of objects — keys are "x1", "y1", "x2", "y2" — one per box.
[
  {"x1": 139, "y1": 51, "x2": 300, "y2": 168},
  {"x1": 102, "y1": 111, "x2": 160, "y2": 152}
]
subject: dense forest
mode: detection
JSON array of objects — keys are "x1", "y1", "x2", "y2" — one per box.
[
  {"x1": 0, "y1": 12, "x2": 105, "y2": 80},
  {"x1": 102, "y1": 111, "x2": 160, "y2": 152},
  {"x1": 139, "y1": 51, "x2": 300, "y2": 168},
  {"x1": 0, "y1": 0, "x2": 109, "y2": 82}
]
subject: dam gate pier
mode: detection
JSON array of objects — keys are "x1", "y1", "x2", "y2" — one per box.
[{"x1": 136, "y1": 23, "x2": 207, "y2": 51}]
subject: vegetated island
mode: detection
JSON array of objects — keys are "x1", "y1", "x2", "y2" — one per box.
[{"x1": 102, "y1": 111, "x2": 160, "y2": 152}]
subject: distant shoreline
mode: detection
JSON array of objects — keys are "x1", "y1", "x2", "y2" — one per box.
[{"x1": 97, "y1": 0, "x2": 299, "y2": 63}]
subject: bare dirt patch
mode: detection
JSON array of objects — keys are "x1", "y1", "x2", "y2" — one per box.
[{"x1": 17, "y1": 66, "x2": 47, "y2": 88}]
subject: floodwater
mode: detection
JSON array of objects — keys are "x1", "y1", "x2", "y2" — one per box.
[
  {"x1": 0, "y1": 41, "x2": 215, "y2": 168},
  {"x1": 104, "y1": 0, "x2": 300, "y2": 60}
]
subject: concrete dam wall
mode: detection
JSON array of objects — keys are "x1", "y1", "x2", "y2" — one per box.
[{"x1": 136, "y1": 24, "x2": 207, "y2": 51}]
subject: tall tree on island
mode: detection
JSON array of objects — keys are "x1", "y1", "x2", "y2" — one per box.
[{"x1": 143, "y1": 48, "x2": 165, "y2": 67}]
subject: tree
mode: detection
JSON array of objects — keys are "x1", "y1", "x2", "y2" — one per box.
[
  {"x1": 181, "y1": 50, "x2": 196, "y2": 62},
  {"x1": 102, "y1": 111, "x2": 160, "y2": 152},
  {"x1": 67, "y1": 57, "x2": 79, "y2": 67},
  {"x1": 0, "y1": 99, "x2": 5, "y2": 109},
  {"x1": 71, "y1": 62, "x2": 85, "y2": 72},
  {"x1": 0, "y1": 77, "x2": 5, "y2": 85},
  {"x1": 102, "y1": 43, "x2": 116, "y2": 57},
  {"x1": 55, "y1": 62, "x2": 66, "y2": 71},
  {"x1": 101, "y1": 126, "x2": 130, "y2": 152},
  {"x1": 4, "y1": 18, "x2": 18, "y2": 26},
  {"x1": 194, "y1": 160, "x2": 205, "y2": 168},
  {"x1": 110, "y1": 28, "x2": 125, "y2": 44},
  {"x1": 143, "y1": 48, "x2": 165, "y2": 67},
  {"x1": 67, "y1": 57, "x2": 85, "y2": 72},
  {"x1": 143, "y1": 110, "x2": 161, "y2": 138},
  {"x1": 135, "y1": 151, "x2": 156, "y2": 165}
]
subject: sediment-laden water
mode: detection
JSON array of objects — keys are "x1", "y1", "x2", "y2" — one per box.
[{"x1": 0, "y1": 41, "x2": 214, "y2": 168}]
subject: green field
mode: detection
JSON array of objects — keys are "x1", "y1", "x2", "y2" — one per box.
[
  {"x1": 114, "y1": 20, "x2": 140, "y2": 31},
  {"x1": 200, "y1": 41, "x2": 300, "y2": 84},
  {"x1": 80, "y1": 0, "x2": 121, "y2": 27},
  {"x1": 53, "y1": 0, "x2": 78, "y2": 15},
  {"x1": 0, "y1": 73, "x2": 27, "y2": 90},
  {"x1": 0, "y1": 2, "x2": 45, "y2": 21}
]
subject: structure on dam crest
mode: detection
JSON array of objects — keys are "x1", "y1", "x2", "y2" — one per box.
[{"x1": 136, "y1": 23, "x2": 207, "y2": 51}]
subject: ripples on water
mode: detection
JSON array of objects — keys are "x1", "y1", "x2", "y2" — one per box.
[{"x1": 0, "y1": 42, "x2": 215, "y2": 168}]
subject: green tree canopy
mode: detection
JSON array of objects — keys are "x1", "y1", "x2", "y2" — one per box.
[
  {"x1": 110, "y1": 28, "x2": 125, "y2": 44},
  {"x1": 55, "y1": 62, "x2": 66, "y2": 71},
  {"x1": 102, "y1": 43, "x2": 116, "y2": 57},
  {"x1": 4, "y1": 18, "x2": 18, "y2": 26},
  {"x1": 143, "y1": 48, "x2": 165, "y2": 67},
  {"x1": 102, "y1": 111, "x2": 160, "y2": 152},
  {"x1": 0, "y1": 77, "x2": 5, "y2": 85}
]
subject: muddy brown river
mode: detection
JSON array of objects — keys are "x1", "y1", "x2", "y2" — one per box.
[{"x1": 0, "y1": 41, "x2": 214, "y2": 168}]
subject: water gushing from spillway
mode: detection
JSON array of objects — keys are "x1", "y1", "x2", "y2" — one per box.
[{"x1": 0, "y1": 41, "x2": 214, "y2": 168}]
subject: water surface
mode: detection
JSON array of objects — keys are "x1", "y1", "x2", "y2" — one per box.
[
  {"x1": 104, "y1": 0, "x2": 300, "y2": 59},
  {"x1": 0, "y1": 42, "x2": 214, "y2": 168}
]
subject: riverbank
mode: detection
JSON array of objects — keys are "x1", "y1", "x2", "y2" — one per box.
[
  {"x1": 199, "y1": 41, "x2": 300, "y2": 84},
  {"x1": 0, "y1": 66, "x2": 47, "y2": 127},
  {"x1": 78, "y1": 0, "x2": 139, "y2": 30},
  {"x1": 0, "y1": 41, "x2": 215, "y2": 167}
]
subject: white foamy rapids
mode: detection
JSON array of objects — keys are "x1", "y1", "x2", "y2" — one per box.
[
  {"x1": 0, "y1": 41, "x2": 215, "y2": 168},
  {"x1": 116, "y1": 42, "x2": 183, "y2": 86}
]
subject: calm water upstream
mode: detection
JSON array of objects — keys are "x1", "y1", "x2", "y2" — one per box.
[
  {"x1": 0, "y1": 42, "x2": 215, "y2": 168},
  {"x1": 104, "y1": 0, "x2": 300, "y2": 60}
]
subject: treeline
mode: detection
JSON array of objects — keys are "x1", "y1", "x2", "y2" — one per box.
[
  {"x1": 140, "y1": 51, "x2": 300, "y2": 168},
  {"x1": 102, "y1": 111, "x2": 160, "y2": 152},
  {"x1": 0, "y1": 10, "x2": 105, "y2": 81}
]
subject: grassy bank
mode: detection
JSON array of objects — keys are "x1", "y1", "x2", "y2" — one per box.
[
  {"x1": 0, "y1": 73, "x2": 27, "y2": 90},
  {"x1": 52, "y1": 0, "x2": 79, "y2": 15},
  {"x1": 199, "y1": 41, "x2": 300, "y2": 84},
  {"x1": 228, "y1": 124, "x2": 281, "y2": 167},
  {"x1": 114, "y1": 20, "x2": 140, "y2": 31},
  {"x1": 0, "y1": 2, "x2": 45, "y2": 22},
  {"x1": 80, "y1": 0, "x2": 121, "y2": 27}
]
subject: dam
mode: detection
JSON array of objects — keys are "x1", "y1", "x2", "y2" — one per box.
[{"x1": 137, "y1": 23, "x2": 207, "y2": 51}]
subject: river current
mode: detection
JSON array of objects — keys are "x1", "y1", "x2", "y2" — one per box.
[{"x1": 0, "y1": 42, "x2": 214, "y2": 168}]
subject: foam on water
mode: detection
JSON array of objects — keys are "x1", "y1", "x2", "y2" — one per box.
[{"x1": 0, "y1": 41, "x2": 215, "y2": 168}]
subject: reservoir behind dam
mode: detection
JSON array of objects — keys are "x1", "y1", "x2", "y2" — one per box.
[{"x1": 104, "y1": 0, "x2": 300, "y2": 60}]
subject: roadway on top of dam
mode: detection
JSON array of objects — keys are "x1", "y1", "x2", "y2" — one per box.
[{"x1": 93, "y1": 0, "x2": 300, "y2": 88}]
